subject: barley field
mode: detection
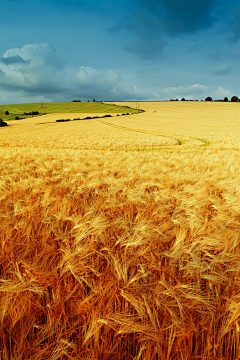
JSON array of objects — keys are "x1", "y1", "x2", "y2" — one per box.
[{"x1": 1, "y1": 101, "x2": 240, "y2": 359}]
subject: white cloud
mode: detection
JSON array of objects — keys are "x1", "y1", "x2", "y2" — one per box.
[
  {"x1": 73, "y1": 66, "x2": 154, "y2": 100},
  {"x1": 2, "y1": 43, "x2": 65, "y2": 69},
  {"x1": 1, "y1": 43, "x2": 232, "y2": 104},
  {"x1": 162, "y1": 84, "x2": 209, "y2": 99},
  {"x1": 0, "y1": 44, "x2": 67, "y2": 98},
  {"x1": 0, "y1": 43, "x2": 153, "y2": 104},
  {"x1": 213, "y1": 86, "x2": 231, "y2": 99},
  {"x1": 74, "y1": 66, "x2": 122, "y2": 96},
  {"x1": 157, "y1": 83, "x2": 233, "y2": 100}
]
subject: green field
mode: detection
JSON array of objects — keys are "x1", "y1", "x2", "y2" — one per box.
[{"x1": 0, "y1": 101, "x2": 139, "y2": 121}]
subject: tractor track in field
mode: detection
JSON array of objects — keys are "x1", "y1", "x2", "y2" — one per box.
[{"x1": 97, "y1": 119, "x2": 211, "y2": 149}]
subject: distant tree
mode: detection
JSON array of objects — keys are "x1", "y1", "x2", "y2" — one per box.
[
  {"x1": 205, "y1": 97, "x2": 213, "y2": 101},
  {"x1": 181, "y1": 98, "x2": 185, "y2": 101},
  {"x1": 224, "y1": 97, "x2": 228, "y2": 102},
  {"x1": 175, "y1": 99, "x2": 179, "y2": 101},
  {"x1": 5, "y1": 110, "x2": 9, "y2": 115},
  {"x1": 231, "y1": 96, "x2": 239, "y2": 102}
]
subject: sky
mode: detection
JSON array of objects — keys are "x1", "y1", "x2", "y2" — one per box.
[{"x1": 1, "y1": 0, "x2": 240, "y2": 104}]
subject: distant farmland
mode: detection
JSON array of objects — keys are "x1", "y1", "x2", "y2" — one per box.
[
  {"x1": 0, "y1": 101, "x2": 138, "y2": 121},
  {"x1": 1, "y1": 101, "x2": 240, "y2": 359}
]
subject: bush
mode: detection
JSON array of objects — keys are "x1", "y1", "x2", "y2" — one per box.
[
  {"x1": 0, "y1": 119, "x2": 8, "y2": 127},
  {"x1": 205, "y1": 97, "x2": 213, "y2": 101},
  {"x1": 56, "y1": 119, "x2": 71, "y2": 122},
  {"x1": 84, "y1": 116, "x2": 92, "y2": 119},
  {"x1": 5, "y1": 110, "x2": 9, "y2": 115},
  {"x1": 231, "y1": 96, "x2": 239, "y2": 102},
  {"x1": 73, "y1": 118, "x2": 81, "y2": 120},
  {"x1": 15, "y1": 116, "x2": 20, "y2": 120},
  {"x1": 103, "y1": 115, "x2": 112, "y2": 118}
]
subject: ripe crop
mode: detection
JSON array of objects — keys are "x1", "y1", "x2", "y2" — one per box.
[{"x1": 1, "y1": 102, "x2": 240, "y2": 359}]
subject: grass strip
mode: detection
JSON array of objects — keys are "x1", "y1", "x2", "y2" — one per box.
[
  {"x1": 97, "y1": 119, "x2": 182, "y2": 145},
  {"x1": 97, "y1": 120, "x2": 212, "y2": 148},
  {"x1": 191, "y1": 137, "x2": 211, "y2": 146},
  {"x1": 0, "y1": 102, "x2": 139, "y2": 121}
]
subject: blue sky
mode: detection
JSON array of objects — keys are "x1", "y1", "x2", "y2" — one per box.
[{"x1": 1, "y1": 0, "x2": 240, "y2": 104}]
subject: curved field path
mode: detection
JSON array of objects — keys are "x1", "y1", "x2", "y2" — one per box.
[{"x1": 110, "y1": 101, "x2": 240, "y2": 150}]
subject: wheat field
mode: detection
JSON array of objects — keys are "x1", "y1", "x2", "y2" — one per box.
[{"x1": 1, "y1": 101, "x2": 240, "y2": 359}]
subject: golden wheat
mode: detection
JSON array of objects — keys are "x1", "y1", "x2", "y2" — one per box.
[{"x1": 1, "y1": 102, "x2": 240, "y2": 359}]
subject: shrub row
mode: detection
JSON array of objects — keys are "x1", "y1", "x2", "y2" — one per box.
[
  {"x1": 56, "y1": 119, "x2": 71, "y2": 122},
  {"x1": 56, "y1": 112, "x2": 138, "y2": 123},
  {"x1": 23, "y1": 111, "x2": 39, "y2": 115}
]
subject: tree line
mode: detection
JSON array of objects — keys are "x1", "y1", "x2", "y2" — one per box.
[
  {"x1": 204, "y1": 96, "x2": 239, "y2": 102},
  {"x1": 171, "y1": 96, "x2": 239, "y2": 102}
]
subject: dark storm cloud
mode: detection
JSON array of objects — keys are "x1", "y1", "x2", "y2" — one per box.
[
  {"x1": 115, "y1": 0, "x2": 240, "y2": 58},
  {"x1": 228, "y1": 7, "x2": 240, "y2": 42},
  {"x1": 123, "y1": 34, "x2": 167, "y2": 60},
  {"x1": 6, "y1": 0, "x2": 120, "y2": 12},
  {"x1": 211, "y1": 64, "x2": 233, "y2": 76},
  {"x1": 136, "y1": 0, "x2": 217, "y2": 33},
  {"x1": 0, "y1": 55, "x2": 30, "y2": 65}
]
